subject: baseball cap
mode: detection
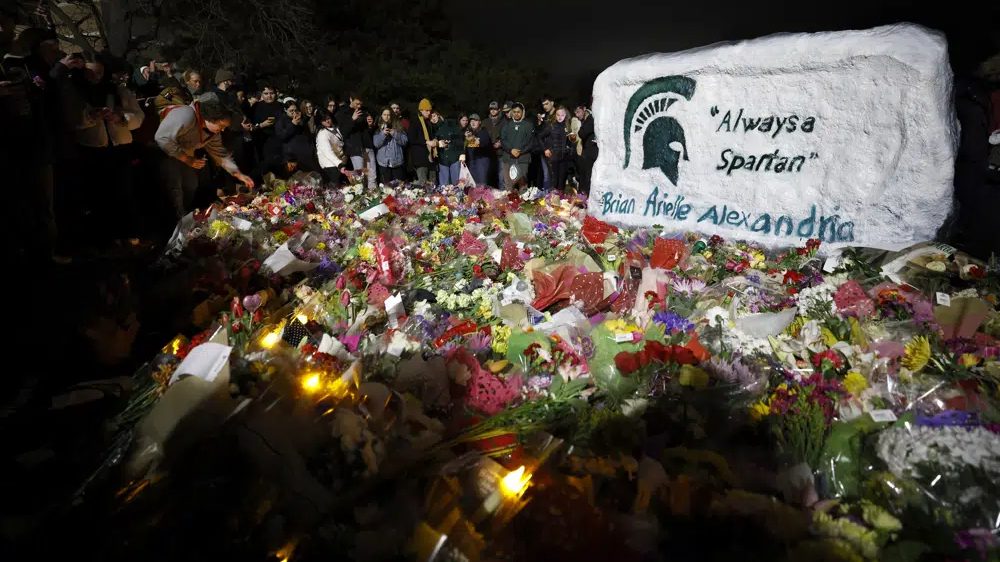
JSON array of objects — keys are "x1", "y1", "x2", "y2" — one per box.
[
  {"x1": 215, "y1": 69, "x2": 235, "y2": 84},
  {"x1": 502, "y1": 101, "x2": 513, "y2": 112},
  {"x1": 488, "y1": 101, "x2": 499, "y2": 109},
  {"x1": 469, "y1": 113, "x2": 481, "y2": 121}
]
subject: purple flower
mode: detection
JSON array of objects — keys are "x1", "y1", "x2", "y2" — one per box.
[
  {"x1": 916, "y1": 410, "x2": 978, "y2": 427},
  {"x1": 653, "y1": 310, "x2": 694, "y2": 333}
]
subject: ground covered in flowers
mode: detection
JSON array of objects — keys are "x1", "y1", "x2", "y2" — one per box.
[{"x1": 71, "y1": 173, "x2": 999, "y2": 561}]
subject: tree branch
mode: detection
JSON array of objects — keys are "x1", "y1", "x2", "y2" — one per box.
[{"x1": 47, "y1": 1, "x2": 97, "y2": 55}]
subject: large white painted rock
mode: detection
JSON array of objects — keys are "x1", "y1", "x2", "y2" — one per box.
[{"x1": 589, "y1": 24, "x2": 958, "y2": 251}]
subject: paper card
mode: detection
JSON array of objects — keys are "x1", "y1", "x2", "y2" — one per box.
[
  {"x1": 168, "y1": 342, "x2": 232, "y2": 386},
  {"x1": 491, "y1": 248, "x2": 503, "y2": 264},
  {"x1": 607, "y1": 254, "x2": 617, "y2": 262},
  {"x1": 615, "y1": 332, "x2": 634, "y2": 343},
  {"x1": 932, "y1": 242, "x2": 957, "y2": 256},
  {"x1": 869, "y1": 409, "x2": 898, "y2": 423},
  {"x1": 385, "y1": 293, "x2": 405, "y2": 328},
  {"x1": 262, "y1": 243, "x2": 319, "y2": 276},
  {"x1": 935, "y1": 292, "x2": 951, "y2": 307},
  {"x1": 823, "y1": 253, "x2": 842, "y2": 273},
  {"x1": 232, "y1": 217, "x2": 252, "y2": 231},
  {"x1": 359, "y1": 203, "x2": 390, "y2": 222}
]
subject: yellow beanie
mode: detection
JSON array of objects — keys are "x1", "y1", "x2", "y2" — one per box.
[{"x1": 418, "y1": 98, "x2": 433, "y2": 111}]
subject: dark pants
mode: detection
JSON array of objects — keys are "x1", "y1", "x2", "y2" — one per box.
[
  {"x1": 321, "y1": 166, "x2": 343, "y2": 186},
  {"x1": 576, "y1": 151, "x2": 596, "y2": 195},
  {"x1": 547, "y1": 157, "x2": 569, "y2": 192},
  {"x1": 162, "y1": 157, "x2": 199, "y2": 220},
  {"x1": 377, "y1": 165, "x2": 405, "y2": 184},
  {"x1": 469, "y1": 157, "x2": 489, "y2": 186}
]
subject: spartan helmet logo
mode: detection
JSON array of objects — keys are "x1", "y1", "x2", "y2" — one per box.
[{"x1": 623, "y1": 76, "x2": 697, "y2": 186}]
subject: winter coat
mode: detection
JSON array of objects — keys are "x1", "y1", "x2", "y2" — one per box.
[
  {"x1": 539, "y1": 119, "x2": 572, "y2": 161},
  {"x1": 63, "y1": 82, "x2": 144, "y2": 148},
  {"x1": 316, "y1": 126, "x2": 346, "y2": 169},
  {"x1": 155, "y1": 102, "x2": 238, "y2": 174},
  {"x1": 252, "y1": 100, "x2": 285, "y2": 161},
  {"x1": 334, "y1": 105, "x2": 369, "y2": 158},
  {"x1": 407, "y1": 115, "x2": 437, "y2": 167},
  {"x1": 466, "y1": 127, "x2": 492, "y2": 161},
  {"x1": 276, "y1": 114, "x2": 320, "y2": 171},
  {"x1": 577, "y1": 112, "x2": 597, "y2": 160},
  {"x1": 373, "y1": 127, "x2": 408, "y2": 168},
  {"x1": 499, "y1": 118, "x2": 535, "y2": 164},
  {"x1": 435, "y1": 119, "x2": 465, "y2": 166}
]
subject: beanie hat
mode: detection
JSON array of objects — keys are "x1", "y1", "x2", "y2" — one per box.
[{"x1": 418, "y1": 98, "x2": 433, "y2": 111}]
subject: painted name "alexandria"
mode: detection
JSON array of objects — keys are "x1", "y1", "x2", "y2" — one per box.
[{"x1": 712, "y1": 107, "x2": 817, "y2": 138}]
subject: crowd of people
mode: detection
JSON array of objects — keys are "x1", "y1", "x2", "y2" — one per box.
[{"x1": 2, "y1": 24, "x2": 598, "y2": 266}]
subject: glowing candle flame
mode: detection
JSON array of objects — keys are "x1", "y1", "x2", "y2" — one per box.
[
  {"x1": 301, "y1": 373, "x2": 322, "y2": 393},
  {"x1": 500, "y1": 466, "x2": 531, "y2": 497},
  {"x1": 260, "y1": 330, "x2": 282, "y2": 349},
  {"x1": 296, "y1": 312, "x2": 309, "y2": 324}
]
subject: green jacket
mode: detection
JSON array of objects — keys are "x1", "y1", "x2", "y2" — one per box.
[
  {"x1": 500, "y1": 118, "x2": 535, "y2": 164},
  {"x1": 435, "y1": 119, "x2": 465, "y2": 165}
]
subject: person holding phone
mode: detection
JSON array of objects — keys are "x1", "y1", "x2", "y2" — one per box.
[
  {"x1": 251, "y1": 84, "x2": 284, "y2": 172},
  {"x1": 336, "y1": 93, "x2": 376, "y2": 190},
  {"x1": 373, "y1": 107, "x2": 408, "y2": 184}
]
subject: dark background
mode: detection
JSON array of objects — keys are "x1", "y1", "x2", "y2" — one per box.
[{"x1": 448, "y1": 0, "x2": 999, "y2": 104}]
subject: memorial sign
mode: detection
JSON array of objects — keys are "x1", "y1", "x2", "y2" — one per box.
[{"x1": 589, "y1": 24, "x2": 958, "y2": 251}]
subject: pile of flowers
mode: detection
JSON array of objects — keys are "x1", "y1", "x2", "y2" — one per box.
[{"x1": 83, "y1": 173, "x2": 1000, "y2": 562}]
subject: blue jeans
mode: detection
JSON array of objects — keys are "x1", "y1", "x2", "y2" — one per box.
[
  {"x1": 541, "y1": 156, "x2": 551, "y2": 190},
  {"x1": 438, "y1": 161, "x2": 462, "y2": 186},
  {"x1": 469, "y1": 158, "x2": 489, "y2": 186}
]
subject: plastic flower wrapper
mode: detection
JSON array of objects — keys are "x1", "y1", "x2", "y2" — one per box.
[{"x1": 872, "y1": 418, "x2": 1000, "y2": 530}]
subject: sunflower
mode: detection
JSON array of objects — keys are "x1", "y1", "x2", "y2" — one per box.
[{"x1": 901, "y1": 336, "x2": 931, "y2": 372}]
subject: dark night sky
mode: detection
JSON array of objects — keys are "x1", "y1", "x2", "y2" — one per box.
[{"x1": 446, "y1": 0, "x2": 999, "y2": 99}]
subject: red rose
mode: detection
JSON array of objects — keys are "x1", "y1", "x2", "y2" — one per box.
[
  {"x1": 614, "y1": 351, "x2": 640, "y2": 375},
  {"x1": 670, "y1": 345, "x2": 697, "y2": 365},
  {"x1": 644, "y1": 340, "x2": 669, "y2": 363}
]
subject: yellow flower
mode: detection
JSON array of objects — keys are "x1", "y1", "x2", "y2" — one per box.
[
  {"x1": 358, "y1": 243, "x2": 375, "y2": 263},
  {"x1": 316, "y1": 242, "x2": 326, "y2": 250},
  {"x1": 901, "y1": 336, "x2": 931, "y2": 372},
  {"x1": 785, "y1": 316, "x2": 805, "y2": 338},
  {"x1": 750, "y1": 400, "x2": 771, "y2": 421},
  {"x1": 749, "y1": 251, "x2": 766, "y2": 269},
  {"x1": 273, "y1": 231, "x2": 289, "y2": 245},
  {"x1": 491, "y1": 325, "x2": 511, "y2": 355},
  {"x1": 959, "y1": 353, "x2": 980, "y2": 368},
  {"x1": 208, "y1": 219, "x2": 233, "y2": 238},
  {"x1": 821, "y1": 327, "x2": 840, "y2": 347},
  {"x1": 843, "y1": 371, "x2": 869, "y2": 396},
  {"x1": 605, "y1": 318, "x2": 639, "y2": 336}
]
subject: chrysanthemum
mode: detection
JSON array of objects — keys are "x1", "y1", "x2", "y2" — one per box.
[{"x1": 901, "y1": 336, "x2": 931, "y2": 372}]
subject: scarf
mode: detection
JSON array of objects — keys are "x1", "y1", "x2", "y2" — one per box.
[{"x1": 419, "y1": 115, "x2": 436, "y2": 160}]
